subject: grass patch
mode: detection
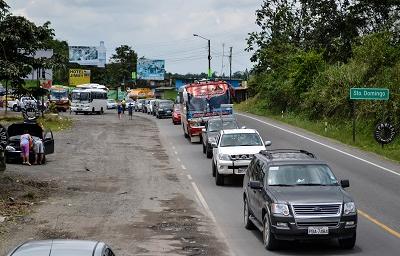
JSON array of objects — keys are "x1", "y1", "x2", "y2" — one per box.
[
  {"x1": 0, "y1": 112, "x2": 72, "y2": 132},
  {"x1": 236, "y1": 98, "x2": 400, "y2": 162}
]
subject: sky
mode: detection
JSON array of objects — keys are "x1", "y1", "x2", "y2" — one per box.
[{"x1": 9, "y1": 0, "x2": 261, "y2": 75}]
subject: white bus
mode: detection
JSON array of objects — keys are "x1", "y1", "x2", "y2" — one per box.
[{"x1": 71, "y1": 87, "x2": 107, "y2": 115}]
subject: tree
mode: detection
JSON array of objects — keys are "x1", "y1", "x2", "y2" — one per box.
[{"x1": 109, "y1": 45, "x2": 138, "y2": 89}]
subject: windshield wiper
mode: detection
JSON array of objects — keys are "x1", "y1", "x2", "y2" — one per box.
[{"x1": 269, "y1": 184, "x2": 295, "y2": 187}]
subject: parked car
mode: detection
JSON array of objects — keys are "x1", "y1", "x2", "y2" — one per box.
[
  {"x1": 172, "y1": 104, "x2": 181, "y2": 125},
  {"x1": 107, "y1": 99, "x2": 117, "y2": 109},
  {"x1": 6, "y1": 239, "x2": 115, "y2": 256},
  {"x1": 243, "y1": 149, "x2": 357, "y2": 250},
  {"x1": 5, "y1": 121, "x2": 54, "y2": 164},
  {"x1": 6, "y1": 97, "x2": 20, "y2": 111},
  {"x1": 135, "y1": 99, "x2": 145, "y2": 112},
  {"x1": 211, "y1": 129, "x2": 270, "y2": 186},
  {"x1": 154, "y1": 100, "x2": 174, "y2": 119},
  {"x1": 201, "y1": 116, "x2": 239, "y2": 158}
]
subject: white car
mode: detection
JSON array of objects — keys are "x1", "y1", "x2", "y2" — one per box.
[
  {"x1": 211, "y1": 129, "x2": 271, "y2": 186},
  {"x1": 107, "y1": 99, "x2": 117, "y2": 109}
]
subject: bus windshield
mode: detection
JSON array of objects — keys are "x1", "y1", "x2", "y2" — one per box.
[{"x1": 50, "y1": 91, "x2": 68, "y2": 100}]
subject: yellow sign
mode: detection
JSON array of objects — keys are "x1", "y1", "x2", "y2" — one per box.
[{"x1": 69, "y1": 69, "x2": 90, "y2": 86}]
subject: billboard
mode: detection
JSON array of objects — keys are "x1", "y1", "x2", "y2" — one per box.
[
  {"x1": 69, "y1": 41, "x2": 106, "y2": 67},
  {"x1": 69, "y1": 69, "x2": 91, "y2": 86},
  {"x1": 23, "y1": 49, "x2": 53, "y2": 89},
  {"x1": 137, "y1": 58, "x2": 165, "y2": 80}
]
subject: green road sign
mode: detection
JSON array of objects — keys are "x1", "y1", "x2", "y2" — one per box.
[{"x1": 350, "y1": 88, "x2": 389, "y2": 100}]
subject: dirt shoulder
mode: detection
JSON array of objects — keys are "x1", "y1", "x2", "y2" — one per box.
[{"x1": 0, "y1": 111, "x2": 229, "y2": 256}]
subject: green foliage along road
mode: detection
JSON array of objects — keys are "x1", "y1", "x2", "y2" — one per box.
[{"x1": 241, "y1": 0, "x2": 400, "y2": 161}]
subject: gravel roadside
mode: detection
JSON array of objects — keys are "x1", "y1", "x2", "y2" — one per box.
[{"x1": 0, "y1": 111, "x2": 229, "y2": 256}]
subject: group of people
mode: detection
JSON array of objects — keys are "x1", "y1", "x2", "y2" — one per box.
[
  {"x1": 20, "y1": 130, "x2": 45, "y2": 166},
  {"x1": 117, "y1": 99, "x2": 133, "y2": 120}
]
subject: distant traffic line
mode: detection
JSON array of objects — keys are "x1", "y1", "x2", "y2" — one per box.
[{"x1": 236, "y1": 113, "x2": 400, "y2": 177}]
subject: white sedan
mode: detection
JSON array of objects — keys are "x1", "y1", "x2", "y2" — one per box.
[{"x1": 107, "y1": 99, "x2": 117, "y2": 109}]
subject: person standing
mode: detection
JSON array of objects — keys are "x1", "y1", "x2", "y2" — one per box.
[
  {"x1": 20, "y1": 130, "x2": 32, "y2": 165},
  {"x1": 117, "y1": 101, "x2": 123, "y2": 119},
  {"x1": 128, "y1": 103, "x2": 133, "y2": 120},
  {"x1": 32, "y1": 138, "x2": 44, "y2": 165},
  {"x1": 121, "y1": 99, "x2": 126, "y2": 114}
]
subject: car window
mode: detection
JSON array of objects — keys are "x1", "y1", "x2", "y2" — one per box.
[
  {"x1": 220, "y1": 133, "x2": 262, "y2": 147},
  {"x1": 267, "y1": 164, "x2": 339, "y2": 186}
]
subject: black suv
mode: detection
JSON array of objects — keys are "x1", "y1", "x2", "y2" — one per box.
[{"x1": 243, "y1": 149, "x2": 357, "y2": 250}]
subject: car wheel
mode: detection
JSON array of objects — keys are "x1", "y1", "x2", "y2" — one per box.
[
  {"x1": 12, "y1": 105, "x2": 18, "y2": 112},
  {"x1": 100, "y1": 108, "x2": 104, "y2": 114},
  {"x1": 206, "y1": 146, "x2": 212, "y2": 159},
  {"x1": 263, "y1": 214, "x2": 279, "y2": 250},
  {"x1": 42, "y1": 155, "x2": 46, "y2": 164},
  {"x1": 244, "y1": 198, "x2": 255, "y2": 230},
  {"x1": 338, "y1": 233, "x2": 356, "y2": 249},
  {"x1": 215, "y1": 167, "x2": 224, "y2": 186},
  {"x1": 202, "y1": 143, "x2": 206, "y2": 154}
]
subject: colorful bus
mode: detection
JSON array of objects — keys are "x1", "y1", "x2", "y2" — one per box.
[
  {"x1": 49, "y1": 85, "x2": 70, "y2": 112},
  {"x1": 179, "y1": 80, "x2": 233, "y2": 142}
]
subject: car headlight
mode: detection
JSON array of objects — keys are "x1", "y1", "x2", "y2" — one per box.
[
  {"x1": 218, "y1": 153, "x2": 231, "y2": 161},
  {"x1": 343, "y1": 202, "x2": 356, "y2": 215},
  {"x1": 6, "y1": 145, "x2": 15, "y2": 151},
  {"x1": 271, "y1": 203, "x2": 290, "y2": 216}
]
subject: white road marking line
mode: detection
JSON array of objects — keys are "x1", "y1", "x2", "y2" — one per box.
[
  {"x1": 174, "y1": 151, "x2": 178, "y2": 155},
  {"x1": 187, "y1": 174, "x2": 192, "y2": 180},
  {"x1": 177, "y1": 158, "x2": 181, "y2": 162},
  {"x1": 181, "y1": 164, "x2": 187, "y2": 170},
  {"x1": 237, "y1": 113, "x2": 400, "y2": 177}
]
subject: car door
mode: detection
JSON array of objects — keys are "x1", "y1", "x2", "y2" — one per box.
[
  {"x1": 43, "y1": 130, "x2": 54, "y2": 154},
  {"x1": 253, "y1": 160, "x2": 266, "y2": 221}
]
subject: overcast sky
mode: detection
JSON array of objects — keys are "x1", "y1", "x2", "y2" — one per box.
[{"x1": 9, "y1": 0, "x2": 261, "y2": 75}]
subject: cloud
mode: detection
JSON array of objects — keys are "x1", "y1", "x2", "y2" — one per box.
[{"x1": 8, "y1": 0, "x2": 260, "y2": 74}]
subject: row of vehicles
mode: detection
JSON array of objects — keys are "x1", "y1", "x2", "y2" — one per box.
[
  {"x1": 134, "y1": 98, "x2": 175, "y2": 119},
  {"x1": 171, "y1": 79, "x2": 358, "y2": 251}
]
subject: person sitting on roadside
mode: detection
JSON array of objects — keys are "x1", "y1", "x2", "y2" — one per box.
[
  {"x1": 33, "y1": 137, "x2": 45, "y2": 165},
  {"x1": 20, "y1": 130, "x2": 32, "y2": 165}
]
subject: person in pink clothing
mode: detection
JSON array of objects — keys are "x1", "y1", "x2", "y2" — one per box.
[{"x1": 20, "y1": 130, "x2": 32, "y2": 165}]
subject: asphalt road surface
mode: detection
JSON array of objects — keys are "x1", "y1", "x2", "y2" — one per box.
[{"x1": 149, "y1": 111, "x2": 400, "y2": 256}]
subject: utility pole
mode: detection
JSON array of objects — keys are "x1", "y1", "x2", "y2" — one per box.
[
  {"x1": 221, "y1": 43, "x2": 225, "y2": 77},
  {"x1": 208, "y1": 39, "x2": 211, "y2": 78},
  {"x1": 229, "y1": 47, "x2": 232, "y2": 81}
]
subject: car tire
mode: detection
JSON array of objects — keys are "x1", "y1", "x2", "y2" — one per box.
[
  {"x1": 263, "y1": 214, "x2": 279, "y2": 250},
  {"x1": 244, "y1": 198, "x2": 255, "y2": 230},
  {"x1": 338, "y1": 233, "x2": 356, "y2": 249},
  {"x1": 202, "y1": 143, "x2": 206, "y2": 154},
  {"x1": 206, "y1": 147, "x2": 212, "y2": 159},
  {"x1": 100, "y1": 108, "x2": 104, "y2": 114},
  {"x1": 12, "y1": 105, "x2": 18, "y2": 112},
  {"x1": 215, "y1": 167, "x2": 224, "y2": 186},
  {"x1": 212, "y1": 160, "x2": 216, "y2": 177}
]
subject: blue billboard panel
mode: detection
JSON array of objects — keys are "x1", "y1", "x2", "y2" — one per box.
[{"x1": 137, "y1": 59, "x2": 165, "y2": 80}]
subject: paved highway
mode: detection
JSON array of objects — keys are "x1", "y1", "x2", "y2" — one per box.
[{"x1": 149, "y1": 112, "x2": 400, "y2": 256}]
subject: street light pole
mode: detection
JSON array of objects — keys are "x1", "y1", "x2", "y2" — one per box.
[{"x1": 193, "y1": 34, "x2": 211, "y2": 78}]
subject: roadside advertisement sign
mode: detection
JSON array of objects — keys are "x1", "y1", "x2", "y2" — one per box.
[
  {"x1": 69, "y1": 42, "x2": 106, "y2": 67},
  {"x1": 69, "y1": 69, "x2": 91, "y2": 86},
  {"x1": 23, "y1": 49, "x2": 53, "y2": 85},
  {"x1": 137, "y1": 58, "x2": 165, "y2": 80}
]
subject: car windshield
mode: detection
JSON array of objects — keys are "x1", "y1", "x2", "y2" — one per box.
[
  {"x1": 160, "y1": 102, "x2": 173, "y2": 108},
  {"x1": 208, "y1": 120, "x2": 238, "y2": 132},
  {"x1": 50, "y1": 91, "x2": 68, "y2": 100},
  {"x1": 267, "y1": 165, "x2": 339, "y2": 186},
  {"x1": 220, "y1": 133, "x2": 262, "y2": 147}
]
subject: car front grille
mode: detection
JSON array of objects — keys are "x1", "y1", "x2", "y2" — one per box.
[
  {"x1": 292, "y1": 204, "x2": 341, "y2": 217},
  {"x1": 296, "y1": 221, "x2": 339, "y2": 228},
  {"x1": 230, "y1": 154, "x2": 253, "y2": 160}
]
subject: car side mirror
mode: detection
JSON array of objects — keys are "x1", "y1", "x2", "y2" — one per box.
[
  {"x1": 249, "y1": 180, "x2": 263, "y2": 190},
  {"x1": 210, "y1": 142, "x2": 217, "y2": 148},
  {"x1": 201, "y1": 128, "x2": 206, "y2": 133},
  {"x1": 340, "y1": 180, "x2": 350, "y2": 188},
  {"x1": 264, "y1": 141, "x2": 272, "y2": 147}
]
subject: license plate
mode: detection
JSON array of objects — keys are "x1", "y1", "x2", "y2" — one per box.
[
  {"x1": 308, "y1": 226, "x2": 329, "y2": 235},
  {"x1": 237, "y1": 168, "x2": 246, "y2": 174}
]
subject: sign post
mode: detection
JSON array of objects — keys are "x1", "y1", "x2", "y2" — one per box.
[{"x1": 349, "y1": 88, "x2": 390, "y2": 143}]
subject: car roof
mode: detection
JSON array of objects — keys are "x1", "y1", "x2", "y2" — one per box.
[
  {"x1": 10, "y1": 240, "x2": 102, "y2": 256},
  {"x1": 220, "y1": 128, "x2": 258, "y2": 134},
  {"x1": 255, "y1": 149, "x2": 325, "y2": 165}
]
